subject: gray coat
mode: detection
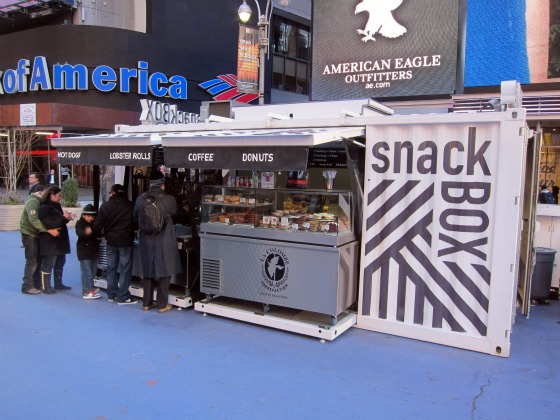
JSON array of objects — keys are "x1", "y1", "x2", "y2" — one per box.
[{"x1": 133, "y1": 185, "x2": 181, "y2": 278}]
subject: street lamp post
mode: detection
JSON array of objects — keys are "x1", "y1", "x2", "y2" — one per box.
[{"x1": 238, "y1": 0, "x2": 290, "y2": 105}]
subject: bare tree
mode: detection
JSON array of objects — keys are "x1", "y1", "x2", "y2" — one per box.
[{"x1": 0, "y1": 128, "x2": 39, "y2": 202}]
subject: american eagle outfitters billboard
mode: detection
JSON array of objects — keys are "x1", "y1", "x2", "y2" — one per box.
[{"x1": 312, "y1": 0, "x2": 460, "y2": 100}]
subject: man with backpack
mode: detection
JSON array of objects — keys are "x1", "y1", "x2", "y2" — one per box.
[
  {"x1": 133, "y1": 170, "x2": 181, "y2": 313},
  {"x1": 94, "y1": 184, "x2": 137, "y2": 304}
]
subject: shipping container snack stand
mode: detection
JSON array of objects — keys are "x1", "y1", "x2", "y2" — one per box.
[{"x1": 56, "y1": 90, "x2": 533, "y2": 354}]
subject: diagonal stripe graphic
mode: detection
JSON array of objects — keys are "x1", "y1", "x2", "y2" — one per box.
[{"x1": 361, "y1": 178, "x2": 490, "y2": 336}]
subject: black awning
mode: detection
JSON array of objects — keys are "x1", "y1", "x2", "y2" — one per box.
[
  {"x1": 164, "y1": 146, "x2": 309, "y2": 170},
  {"x1": 160, "y1": 127, "x2": 364, "y2": 170}
]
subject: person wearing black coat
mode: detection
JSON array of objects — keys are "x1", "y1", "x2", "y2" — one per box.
[
  {"x1": 134, "y1": 170, "x2": 181, "y2": 313},
  {"x1": 38, "y1": 185, "x2": 73, "y2": 294},
  {"x1": 76, "y1": 204, "x2": 102, "y2": 299},
  {"x1": 94, "y1": 184, "x2": 137, "y2": 304}
]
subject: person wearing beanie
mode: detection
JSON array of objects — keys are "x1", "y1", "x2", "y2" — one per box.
[
  {"x1": 134, "y1": 169, "x2": 181, "y2": 313},
  {"x1": 19, "y1": 183, "x2": 60, "y2": 295},
  {"x1": 94, "y1": 184, "x2": 138, "y2": 304},
  {"x1": 76, "y1": 204, "x2": 102, "y2": 299}
]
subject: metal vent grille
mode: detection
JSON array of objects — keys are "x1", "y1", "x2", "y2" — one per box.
[
  {"x1": 451, "y1": 95, "x2": 560, "y2": 114},
  {"x1": 201, "y1": 257, "x2": 222, "y2": 292}
]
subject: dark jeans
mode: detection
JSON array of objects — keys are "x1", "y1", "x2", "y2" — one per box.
[
  {"x1": 80, "y1": 259, "x2": 97, "y2": 294},
  {"x1": 41, "y1": 254, "x2": 66, "y2": 274},
  {"x1": 21, "y1": 234, "x2": 40, "y2": 292},
  {"x1": 106, "y1": 245, "x2": 133, "y2": 302},
  {"x1": 143, "y1": 276, "x2": 171, "y2": 309}
]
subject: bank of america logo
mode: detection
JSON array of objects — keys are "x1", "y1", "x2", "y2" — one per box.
[{"x1": 199, "y1": 74, "x2": 259, "y2": 103}]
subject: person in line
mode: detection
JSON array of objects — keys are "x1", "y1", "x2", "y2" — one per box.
[
  {"x1": 134, "y1": 170, "x2": 181, "y2": 313},
  {"x1": 94, "y1": 184, "x2": 137, "y2": 305},
  {"x1": 538, "y1": 185, "x2": 556, "y2": 204},
  {"x1": 20, "y1": 183, "x2": 60, "y2": 295},
  {"x1": 38, "y1": 186, "x2": 73, "y2": 294},
  {"x1": 48, "y1": 169, "x2": 56, "y2": 186},
  {"x1": 28, "y1": 172, "x2": 42, "y2": 194},
  {"x1": 76, "y1": 204, "x2": 102, "y2": 299},
  {"x1": 552, "y1": 185, "x2": 559, "y2": 205}
]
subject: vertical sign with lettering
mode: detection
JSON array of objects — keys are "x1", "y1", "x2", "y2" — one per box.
[{"x1": 237, "y1": 24, "x2": 259, "y2": 94}]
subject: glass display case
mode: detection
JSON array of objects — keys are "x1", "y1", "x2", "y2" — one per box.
[
  {"x1": 199, "y1": 185, "x2": 359, "y2": 321},
  {"x1": 200, "y1": 186, "x2": 354, "y2": 245}
]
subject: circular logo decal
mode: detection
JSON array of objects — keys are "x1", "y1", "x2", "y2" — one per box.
[{"x1": 261, "y1": 248, "x2": 290, "y2": 293}]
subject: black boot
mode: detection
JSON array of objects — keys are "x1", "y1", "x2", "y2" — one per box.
[
  {"x1": 54, "y1": 269, "x2": 71, "y2": 290},
  {"x1": 41, "y1": 272, "x2": 56, "y2": 295}
]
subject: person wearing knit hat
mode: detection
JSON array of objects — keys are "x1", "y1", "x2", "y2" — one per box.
[
  {"x1": 94, "y1": 184, "x2": 137, "y2": 305},
  {"x1": 133, "y1": 168, "x2": 180, "y2": 313},
  {"x1": 76, "y1": 204, "x2": 102, "y2": 299},
  {"x1": 149, "y1": 170, "x2": 165, "y2": 186},
  {"x1": 81, "y1": 203, "x2": 97, "y2": 216},
  {"x1": 110, "y1": 184, "x2": 126, "y2": 195}
]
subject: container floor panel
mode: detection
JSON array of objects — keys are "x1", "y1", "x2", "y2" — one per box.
[{"x1": 194, "y1": 296, "x2": 356, "y2": 341}]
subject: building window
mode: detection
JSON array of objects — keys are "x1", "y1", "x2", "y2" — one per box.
[{"x1": 271, "y1": 16, "x2": 310, "y2": 95}]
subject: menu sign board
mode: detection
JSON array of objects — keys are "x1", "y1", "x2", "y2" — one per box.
[{"x1": 308, "y1": 147, "x2": 347, "y2": 168}]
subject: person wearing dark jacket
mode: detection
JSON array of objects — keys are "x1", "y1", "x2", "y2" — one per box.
[
  {"x1": 134, "y1": 170, "x2": 181, "y2": 313},
  {"x1": 38, "y1": 185, "x2": 73, "y2": 294},
  {"x1": 94, "y1": 184, "x2": 137, "y2": 304},
  {"x1": 20, "y1": 183, "x2": 60, "y2": 294},
  {"x1": 76, "y1": 204, "x2": 102, "y2": 299}
]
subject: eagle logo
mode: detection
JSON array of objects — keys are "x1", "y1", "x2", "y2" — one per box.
[{"x1": 355, "y1": 0, "x2": 407, "y2": 43}]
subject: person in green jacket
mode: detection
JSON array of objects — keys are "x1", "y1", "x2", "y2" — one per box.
[{"x1": 20, "y1": 183, "x2": 60, "y2": 294}]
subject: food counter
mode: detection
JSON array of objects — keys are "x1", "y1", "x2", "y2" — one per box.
[{"x1": 199, "y1": 186, "x2": 358, "y2": 325}]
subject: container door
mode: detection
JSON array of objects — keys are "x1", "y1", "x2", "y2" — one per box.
[
  {"x1": 357, "y1": 109, "x2": 528, "y2": 357},
  {"x1": 517, "y1": 128, "x2": 542, "y2": 316}
]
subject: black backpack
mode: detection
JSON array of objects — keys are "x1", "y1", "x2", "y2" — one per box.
[{"x1": 139, "y1": 193, "x2": 165, "y2": 235}]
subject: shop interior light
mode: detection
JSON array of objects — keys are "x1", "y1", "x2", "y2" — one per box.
[
  {"x1": 35, "y1": 131, "x2": 54, "y2": 135},
  {"x1": 0, "y1": 132, "x2": 9, "y2": 137},
  {"x1": 238, "y1": 1, "x2": 252, "y2": 23}
]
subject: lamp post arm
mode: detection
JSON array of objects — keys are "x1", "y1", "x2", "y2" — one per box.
[{"x1": 251, "y1": 0, "x2": 262, "y2": 20}]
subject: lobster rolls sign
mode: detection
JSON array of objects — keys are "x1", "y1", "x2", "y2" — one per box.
[{"x1": 357, "y1": 111, "x2": 527, "y2": 356}]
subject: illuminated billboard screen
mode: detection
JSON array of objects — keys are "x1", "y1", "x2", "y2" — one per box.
[
  {"x1": 311, "y1": 0, "x2": 460, "y2": 100},
  {"x1": 464, "y1": 0, "x2": 560, "y2": 87}
]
